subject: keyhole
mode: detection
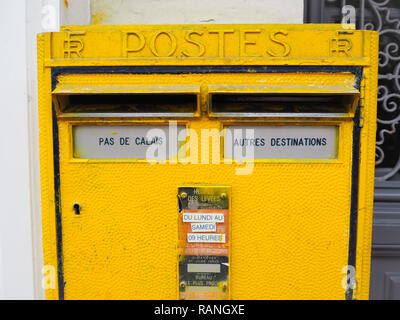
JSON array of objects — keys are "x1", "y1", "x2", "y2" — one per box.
[
  {"x1": 73, "y1": 203, "x2": 81, "y2": 215},
  {"x1": 177, "y1": 195, "x2": 183, "y2": 213}
]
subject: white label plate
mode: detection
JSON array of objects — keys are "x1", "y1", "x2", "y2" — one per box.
[
  {"x1": 73, "y1": 125, "x2": 186, "y2": 159},
  {"x1": 183, "y1": 213, "x2": 225, "y2": 223},
  {"x1": 187, "y1": 233, "x2": 226, "y2": 243},
  {"x1": 190, "y1": 223, "x2": 217, "y2": 233},
  {"x1": 187, "y1": 264, "x2": 221, "y2": 273},
  {"x1": 224, "y1": 125, "x2": 338, "y2": 160}
]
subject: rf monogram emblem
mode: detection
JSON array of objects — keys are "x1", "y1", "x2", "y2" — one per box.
[
  {"x1": 63, "y1": 32, "x2": 85, "y2": 58},
  {"x1": 330, "y1": 31, "x2": 353, "y2": 57}
]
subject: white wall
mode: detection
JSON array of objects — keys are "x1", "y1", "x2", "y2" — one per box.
[
  {"x1": 0, "y1": 0, "x2": 35, "y2": 299},
  {"x1": 0, "y1": 0, "x2": 303, "y2": 299},
  {"x1": 90, "y1": 0, "x2": 303, "y2": 25},
  {"x1": 0, "y1": 0, "x2": 90, "y2": 300}
]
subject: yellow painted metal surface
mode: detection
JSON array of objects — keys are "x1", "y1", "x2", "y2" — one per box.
[{"x1": 37, "y1": 24, "x2": 379, "y2": 300}]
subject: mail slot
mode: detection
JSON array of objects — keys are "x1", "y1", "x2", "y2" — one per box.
[
  {"x1": 53, "y1": 85, "x2": 201, "y2": 117},
  {"x1": 208, "y1": 85, "x2": 360, "y2": 117},
  {"x1": 37, "y1": 25, "x2": 378, "y2": 300}
]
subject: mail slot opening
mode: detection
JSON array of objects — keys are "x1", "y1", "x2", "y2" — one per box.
[
  {"x1": 53, "y1": 93, "x2": 199, "y2": 117},
  {"x1": 209, "y1": 91, "x2": 359, "y2": 118}
]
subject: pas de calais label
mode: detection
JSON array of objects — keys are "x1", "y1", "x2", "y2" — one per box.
[{"x1": 73, "y1": 125, "x2": 186, "y2": 160}]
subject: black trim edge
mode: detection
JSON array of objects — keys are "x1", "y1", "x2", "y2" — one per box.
[
  {"x1": 52, "y1": 104, "x2": 64, "y2": 300},
  {"x1": 346, "y1": 106, "x2": 361, "y2": 300}
]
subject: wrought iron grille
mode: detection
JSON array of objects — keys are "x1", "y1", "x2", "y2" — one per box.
[{"x1": 305, "y1": 0, "x2": 400, "y2": 181}]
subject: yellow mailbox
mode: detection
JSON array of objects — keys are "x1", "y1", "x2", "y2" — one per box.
[{"x1": 37, "y1": 24, "x2": 378, "y2": 300}]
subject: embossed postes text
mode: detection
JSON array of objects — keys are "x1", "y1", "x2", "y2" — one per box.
[
  {"x1": 122, "y1": 29, "x2": 291, "y2": 58},
  {"x1": 60, "y1": 27, "x2": 358, "y2": 60}
]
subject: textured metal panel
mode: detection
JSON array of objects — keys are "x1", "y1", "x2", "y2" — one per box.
[{"x1": 56, "y1": 72, "x2": 355, "y2": 299}]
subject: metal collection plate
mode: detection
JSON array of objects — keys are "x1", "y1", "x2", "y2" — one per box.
[{"x1": 178, "y1": 186, "x2": 230, "y2": 300}]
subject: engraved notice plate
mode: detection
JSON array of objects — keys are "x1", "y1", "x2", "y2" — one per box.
[
  {"x1": 179, "y1": 255, "x2": 228, "y2": 288},
  {"x1": 73, "y1": 125, "x2": 186, "y2": 159},
  {"x1": 178, "y1": 186, "x2": 230, "y2": 300},
  {"x1": 224, "y1": 125, "x2": 338, "y2": 160}
]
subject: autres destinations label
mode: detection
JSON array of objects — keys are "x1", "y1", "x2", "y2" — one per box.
[{"x1": 224, "y1": 125, "x2": 338, "y2": 160}]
